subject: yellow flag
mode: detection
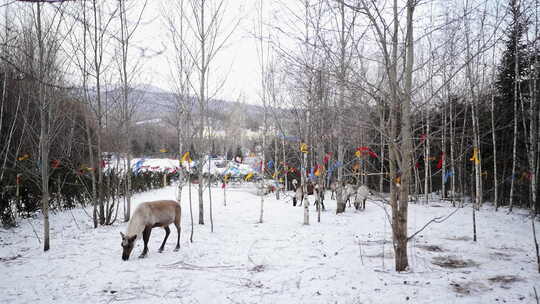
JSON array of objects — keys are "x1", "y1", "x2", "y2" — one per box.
[
  {"x1": 181, "y1": 152, "x2": 191, "y2": 163},
  {"x1": 355, "y1": 150, "x2": 362, "y2": 158},
  {"x1": 300, "y1": 143, "x2": 308, "y2": 153},
  {"x1": 160, "y1": 148, "x2": 168, "y2": 153},
  {"x1": 470, "y1": 148, "x2": 480, "y2": 164},
  {"x1": 245, "y1": 172, "x2": 254, "y2": 181},
  {"x1": 17, "y1": 154, "x2": 30, "y2": 161}
]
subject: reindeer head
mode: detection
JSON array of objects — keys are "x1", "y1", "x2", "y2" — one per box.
[{"x1": 120, "y1": 232, "x2": 137, "y2": 261}]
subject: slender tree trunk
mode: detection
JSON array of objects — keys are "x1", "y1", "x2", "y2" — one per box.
[
  {"x1": 442, "y1": 102, "x2": 447, "y2": 199},
  {"x1": 528, "y1": 9, "x2": 538, "y2": 213},
  {"x1": 379, "y1": 106, "x2": 385, "y2": 193},
  {"x1": 36, "y1": 2, "x2": 50, "y2": 251},
  {"x1": 491, "y1": 72, "x2": 499, "y2": 210},
  {"x1": 424, "y1": 112, "x2": 430, "y2": 204},
  {"x1": 208, "y1": 157, "x2": 213, "y2": 232},
  {"x1": 119, "y1": 0, "x2": 132, "y2": 222},
  {"x1": 197, "y1": 2, "x2": 206, "y2": 226},
  {"x1": 335, "y1": 0, "x2": 346, "y2": 214},
  {"x1": 509, "y1": 3, "x2": 521, "y2": 212},
  {"x1": 302, "y1": 152, "x2": 309, "y2": 225}
]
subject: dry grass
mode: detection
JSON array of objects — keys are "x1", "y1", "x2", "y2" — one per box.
[
  {"x1": 418, "y1": 244, "x2": 444, "y2": 252},
  {"x1": 487, "y1": 275, "x2": 523, "y2": 285},
  {"x1": 432, "y1": 255, "x2": 479, "y2": 268}
]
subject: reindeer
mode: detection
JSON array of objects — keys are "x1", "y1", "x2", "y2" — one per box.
[
  {"x1": 329, "y1": 181, "x2": 338, "y2": 200},
  {"x1": 120, "y1": 200, "x2": 181, "y2": 261},
  {"x1": 291, "y1": 179, "x2": 304, "y2": 207},
  {"x1": 314, "y1": 184, "x2": 325, "y2": 211},
  {"x1": 343, "y1": 184, "x2": 357, "y2": 207},
  {"x1": 353, "y1": 185, "x2": 372, "y2": 211}
]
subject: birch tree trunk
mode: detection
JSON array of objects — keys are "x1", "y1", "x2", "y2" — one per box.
[
  {"x1": 335, "y1": 0, "x2": 347, "y2": 214},
  {"x1": 509, "y1": 0, "x2": 521, "y2": 212},
  {"x1": 36, "y1": 2, "x2": 50, "y2": 251}
]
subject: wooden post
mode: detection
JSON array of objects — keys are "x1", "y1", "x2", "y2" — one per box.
[
  {"x1": 302, "y1": 152, "x2": 309, "y2": 225},
  {"x1": 16, "y1": 173, "x2": 21, "y2": 215}
]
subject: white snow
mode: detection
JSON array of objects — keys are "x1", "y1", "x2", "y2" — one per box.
[{"x1": 1, "y1": 185, "x2": 539, "y2": 303}]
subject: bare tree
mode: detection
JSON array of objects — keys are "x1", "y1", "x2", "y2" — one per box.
[
  {"x1": 116, "y1": 0, "x2": 148, "y2": 222},
  {"x1": 180, "y1": 0, "x2": 238, "y2": 226}
]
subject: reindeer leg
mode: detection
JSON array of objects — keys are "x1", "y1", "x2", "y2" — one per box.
[
  {"x1": 139, "y1": 226, "x2": 151, "y2": 258},
  {"x1": 174, "y1": 221, "x2": 181, "y2": 251},
  {"x1": 159, "y1": 226, "x2": 170, "y2": 253}
]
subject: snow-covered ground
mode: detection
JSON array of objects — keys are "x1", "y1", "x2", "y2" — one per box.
[{"x1": 1, "y1": 184, "x2": 539, "y2": 303}]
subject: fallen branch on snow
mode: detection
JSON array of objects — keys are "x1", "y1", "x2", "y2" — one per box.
[{"x1": 407, "y1": 208, "x2": 461, "y2": 242}]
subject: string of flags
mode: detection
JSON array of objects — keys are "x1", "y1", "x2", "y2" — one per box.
[{"x1": 355, "y1": 147, "x2": 378, "y2": 158}]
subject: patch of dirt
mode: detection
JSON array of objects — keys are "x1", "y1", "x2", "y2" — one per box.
[
  {"x1": 450, "y1": 281, "x2": 491, "y2": 295},
  {"x1": 490, "y1": 251, "x2": 512, "y2": 261},
  {"x1": 0, "y1": 254, "x2": 22, "y2": 263},
  {"x1": 445, "y1": 236, "x2": 472, "y2": 241},
  {"x1": 418, "y1": 245, "x2": 444, "y2": 252},
  {"x1": 488, "y1": 275, "x2": 523, "y2": 285},
  {"x1": 249, "y1": 264, "x2": 265, "y2": 273},
  {"x1": 432, "y1": 256, "x2": 479, "y2": 268}
]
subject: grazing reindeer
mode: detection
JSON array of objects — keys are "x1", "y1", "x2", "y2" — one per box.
[
  {"x1": 353, "y1": 185, "x2": 372, "y2": 211},
  {"x1": 120, "y1": 200, "x2": 181, "y2": 261},
  {"x1": 343, "y1": 184, "x2": 357, "y2": 207},
  {"x1": 329, "y1": 181, "x2": 338, "y2": 200},
  {"x1": 314, "y1": 184, "x2": 325, "y2": 211}
]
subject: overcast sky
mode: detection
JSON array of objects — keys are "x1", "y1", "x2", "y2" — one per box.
[{"x1": 131, "y1": 0, "x2": 267, "y2": 104}]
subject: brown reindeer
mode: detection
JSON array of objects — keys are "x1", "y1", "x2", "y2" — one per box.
[{"x1": 120, "y1": 200, "x2": 181, "y2": 261}]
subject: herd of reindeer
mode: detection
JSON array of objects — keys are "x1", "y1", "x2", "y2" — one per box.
[
  {"x1": 289, "y1": 178, "x2": 372, "y2": 212},
  {"x1": 120, "y1": 172, "x2": 373, "y2": 261}
]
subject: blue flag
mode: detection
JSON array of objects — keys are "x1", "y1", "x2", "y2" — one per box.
[
  {"x1": 443, "y1": 170, "x2": 454, "y2": 184},
  {"x1": 133, "y1": 159, "x2": 145, "y2": 172}
]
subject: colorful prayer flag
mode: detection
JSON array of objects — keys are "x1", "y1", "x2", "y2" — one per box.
[
  {"x1": 181, "y1": 152, "x2": 191, "y2": 163},
  {"x1": 470, "y1": 148, "x2": 480, "y2": 164},
  {"x1": 436, "y1": 153, "x2": 445, "y2": 169}
]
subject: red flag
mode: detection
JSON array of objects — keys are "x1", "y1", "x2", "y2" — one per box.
[
  {"x1": 436, "y1": 153, "x2": 445, "y2": 169},
  {"x1": 51, "y1": 159, "x2": 60, "y2": 168},
  {"x1": 356, "y1": 147, "x2": 378, "y2": 158},
  {"x1": 323, "y1": 152, "x2": 333, "y2": 165}
]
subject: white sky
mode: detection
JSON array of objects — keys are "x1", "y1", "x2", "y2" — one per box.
[{"x1": 132, "y1": 0, "x2": 267, "y2": 104}]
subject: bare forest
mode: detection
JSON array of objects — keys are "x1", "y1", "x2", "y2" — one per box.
[{"x1": 1, "y1": 0, "x2": 540, "y2": 302}]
